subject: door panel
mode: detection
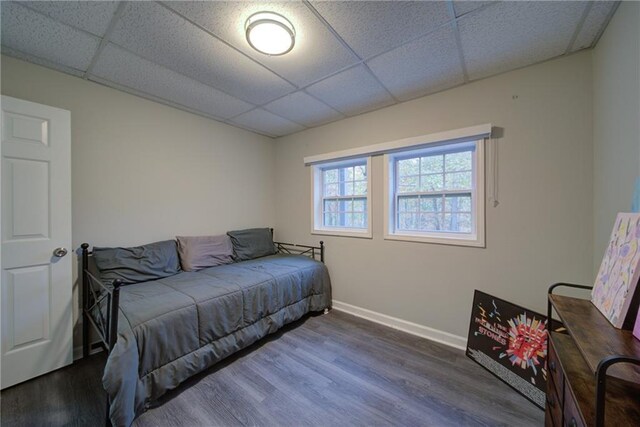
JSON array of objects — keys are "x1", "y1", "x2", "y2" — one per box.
[
  {"x1": 2, "y1": 265, "x2": 51, "y2": 350},
  {"x1": 1, "y1": 112, "x2": 49, "y2": 146},
  {"x1": 1, "y1": 95, "x2": 71, "y2": 389},
  {"x1": 4, "y1": 158, "x2": 50, "y2": 239}
]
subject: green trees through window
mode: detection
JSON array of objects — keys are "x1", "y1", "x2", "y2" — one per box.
[
  {"x1": 394, "y1": 148, "x2": 473, "y2": 233},
  {"x1": 322, "y1": 163, "x2": 368, "y2": 229}
]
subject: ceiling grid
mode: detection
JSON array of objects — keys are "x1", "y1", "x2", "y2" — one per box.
[
  {"x1": 83, "y1": 1, "x2": 128, "y2": 79},
  {"x1": 446, "y1": 1, "x2": 470, "y2": 84},
  {"x1": 0, "y1": 0, "x2": 621, "y2": 138},
  {"x1": 564, "y1": 2, "x2": 594, "y2": 55},
  {"x1": 589, "y1": 1, "x2": 621, "y2": 49},
  {"x1": 301, "y1": 0, "x2": 400, "y2": 104}
]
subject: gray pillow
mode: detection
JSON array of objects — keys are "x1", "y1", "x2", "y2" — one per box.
[
  {"x1": 92, "y1": 240, "x2": 180, "y2": 284},
  {"x1": 176, "y1": 234, "x2": 234, "y2": 271},
  {"x1": 227, "y1": 228, "x2": 276, "y2": 261}
]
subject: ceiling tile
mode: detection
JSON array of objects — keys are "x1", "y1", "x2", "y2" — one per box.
[
  {"x1": 459, "y1": 1, "x2": 586, "y2": 81},
  {"x1": 263, "y1": 91, "x2": 344, "y2": 127},
  {"x1": 1, "y1": 45, "x2": 85, "y2": 77},
  {"x1": 309, "y1": 1, "x2": 450, "y2": 59},
  {"x1": 452, "y1": 1, "x2": 496, "y2": 18},
  {"x1": 367, "y1": 25, "x2": 464, "y2": 102},
  {"x1": 164, "y1": 1, "x2": 359, "y2": 87},
  {"x1": 19, "y1": 1, "x2": 119, "y2": 37},
  {"x1": 306, "y1": 65, "x2": 395, "y2": 116},
  {"x1": 92, "y1": 44, "x2": 254, "y2": 120},
  {"x1": 109, "y1": 1, "x2": 294, "y2": 105},
  {"x1": 0, "y1": 2, "x2": 99, "y2": 71},
  {"x1": 230, "y1": 109, "x2": 305, "y2": 137},
  {"x1": 571, "y1": 1, "x2": 617, "y2": 52}
]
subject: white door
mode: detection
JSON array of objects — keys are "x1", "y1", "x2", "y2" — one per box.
[{"x1": 1, "y1": 95, "x2": 72, "y2": 389}]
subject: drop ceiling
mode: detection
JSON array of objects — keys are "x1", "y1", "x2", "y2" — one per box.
[{"x1": 1, "y1": 1, "x2": 619, "y2": 138}]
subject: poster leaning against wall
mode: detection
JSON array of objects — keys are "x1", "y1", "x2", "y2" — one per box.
[{"x1": 466, "y1": 290, "x2": 548, "y2": 409}]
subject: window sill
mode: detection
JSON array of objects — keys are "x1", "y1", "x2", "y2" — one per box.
[
  {"x1": 312, "y1": 229, "x2": 372, "y2": 239},
  {"x1": 384, "y1": 232, "x2": 485, "y2": 248}
]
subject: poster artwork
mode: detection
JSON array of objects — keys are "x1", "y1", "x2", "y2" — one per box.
[{"x1": 466, "y1": 290, "x2": 548, "y2": 409}]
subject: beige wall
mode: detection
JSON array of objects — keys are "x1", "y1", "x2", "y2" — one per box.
[
  {"x1": 274, "y1": 52, "x2": 594, "y2": 338},
  {"x1": 1, "y1": 55, "x2": 276, "y2": 348},
  {"x1": 1, "y1": 43, "x2": 607, "y2": 344},
  {"x1": 593, "y1": 1, "x2": 640, "y2": 273}
]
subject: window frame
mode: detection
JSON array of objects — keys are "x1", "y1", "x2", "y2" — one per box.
[
  {"x1": 311, "y1": 157, "x2": 372, "y2": 238},
  {"x1": 383, "y1": 139, "x2": 485, "y2": 247}
]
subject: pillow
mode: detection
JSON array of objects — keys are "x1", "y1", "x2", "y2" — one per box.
[
  {"x1": 176, "y1": 234, "x2": 234, "y2": 271},
  {"x1": 92, "y1": 240, "x2": 180, "y2": 285},
  {"x1": 227, "y1": 228, "x2": 276, "y2": 261}
]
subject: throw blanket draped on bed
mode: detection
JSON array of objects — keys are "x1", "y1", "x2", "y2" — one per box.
[{"x1": 101, "y1": 254, "x2": 332, "y2": 427}]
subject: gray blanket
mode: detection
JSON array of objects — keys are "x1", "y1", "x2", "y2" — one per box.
[{"x1": 101, "y1": 254, "x2": 332, "y2": 427}]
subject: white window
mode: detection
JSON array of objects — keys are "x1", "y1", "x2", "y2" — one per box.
[
  {"x1": 311, "y1": 158, "x2": 372, "y2": 238},
  {"x1": 384, "y1": 140, "x2": 485, "y2": 247}
]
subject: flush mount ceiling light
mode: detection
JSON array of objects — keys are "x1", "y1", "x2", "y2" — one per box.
[{"x1": 245, "y1": 12, "x2": 295, "y2": 56}]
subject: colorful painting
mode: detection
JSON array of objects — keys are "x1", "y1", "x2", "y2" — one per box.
[
  {"x1": 592, "y1": 213, "x2": 640, "y2": 329},
  {"x1": 466, "y1": 291, "x2": 548, "y2": 409}
]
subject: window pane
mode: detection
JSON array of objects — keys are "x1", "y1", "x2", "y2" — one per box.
[
  {"x1": 323, "y1": 199, "x2": 338, "y2": 213},
  {"x1": 324, "y1": 169, "x2": 338, "y2": 184},
  {"x1": 419, "y1": 213, "x2": 442, "y2": 231},
  {"x1": 339, "y1": 199, "x2": 353, "y2": 212},
  {"x1": 352, "y1": 212, "x2": 365, "y2": 228},
  {"x1": 398, "y1": 213, "x2": 418, "y2": 230},
  {"x1": 444, "y1": 171, "x2": 472, "y2": 190},
  {"x1": 323, "y1": 213, "x2": 337, "y2": 227},
  {"x1": 353, "y1": 199, "x2": 365, "y2": 212},
  {"x1": 341, "y1": 213, "x2": 353, "y2": 227},
  {"x1": 317, "y1": 161, "x2": 369, "y2": 231},
  {"x1": 398, "y1": 176, "x2": 418, "y2": 193},
  {"x1": 445, "y1": 151, "x2": 472, "y2": 172},
  {"x1": 343, "y1": 166, "x2": 354, "y2": 181},
  {"x1": 387, "y1": 143, "x2": 478, "y2": 239},
  {"x1": 353, "y1": 181, "x2": 367, "y2": 195},
  {"x1": 443, "y1": 213, "x2": 472, "y2": 233},
  {"x1": 421, "y1": 155, "x2": 443, "y2": 174},
  {"x1": 421, "y1": 174, "x2": 444, "y2": 192},
  {"x1": 398, "y1": 158, "x2": 419, "y2": 177},
  {"x1": 341, "y1": 182, "x2": 354, "y2": 196},
  {"x1": 443, "y1": 213, "x2": 453, "y2": 231},
  {"x1": 398, "y1": 196, "x2": 419, "y2": 212},
  {"x1": 457, "y1": 213, "x2": 472, "y2": 233},
  {"x1": 420, "y1": 196, "x2": 442, "y2": 212},
  {"x1": 444, "y1": 195, "x2": 471, "y2": 212},
  {"x1": 324, "y1": 183, "x2": 338, "y2": 196}
]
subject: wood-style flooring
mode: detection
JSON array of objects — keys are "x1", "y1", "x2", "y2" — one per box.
[{"x1": 1, "y1": 311, "x2": 543, "y2": 426}]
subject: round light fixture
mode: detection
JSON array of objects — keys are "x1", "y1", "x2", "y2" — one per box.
[{"x1": 245, "y1": 12, "x2": 295, "y2": 56}]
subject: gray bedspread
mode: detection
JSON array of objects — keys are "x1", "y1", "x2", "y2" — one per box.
[{"x1": 101, "y1": 254, "x2": 332, "y2": 427}]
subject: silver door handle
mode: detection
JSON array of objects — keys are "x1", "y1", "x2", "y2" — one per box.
[{"x1": 53, "y1": 247, "x2": 68, "y2": 257}]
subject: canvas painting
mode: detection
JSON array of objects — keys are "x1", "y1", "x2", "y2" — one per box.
[
  {"x1": 634, "y1": 309, "x2": 640, "y2": 341},
  {"x1": 466, "y1": 290, "x2": 548, "y2": 409},
  {"x1": 592, "y1": 213, "x2": 640, "y2": 329}
]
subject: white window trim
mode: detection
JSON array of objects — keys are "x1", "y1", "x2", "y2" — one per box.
[
  {"x1": 304, "y1": 123, "x2": 491, "y2": 165},
  {"x1": 311, "y1": 157, "x2": 372, "y2": 239},
  {"x1": 383, "y1": 140, "x2": 485, "y2": 248}
]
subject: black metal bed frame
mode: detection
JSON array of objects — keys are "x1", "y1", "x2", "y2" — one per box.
[{"x1": 81, "y1": 235, "x2": 324, "y2": 426}]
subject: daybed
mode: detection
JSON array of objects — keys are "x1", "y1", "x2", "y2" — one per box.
[{"x1": 81, "y1": 229, "x2": 331, "y2": 427}]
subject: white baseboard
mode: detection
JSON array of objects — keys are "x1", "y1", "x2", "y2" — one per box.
[{"x1": 331, "y1": 300, "x2": 467, "y2": 351}]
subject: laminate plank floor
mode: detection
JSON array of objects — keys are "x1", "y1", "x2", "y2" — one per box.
[{"x1": 1, "y1": 311, "x2": 543, "y2": 426}]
